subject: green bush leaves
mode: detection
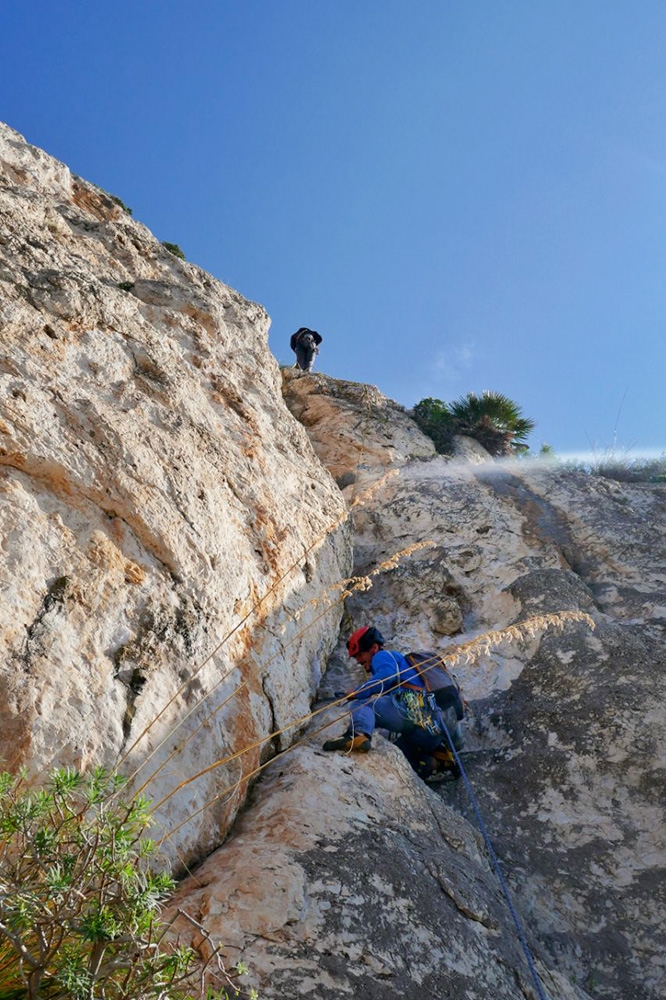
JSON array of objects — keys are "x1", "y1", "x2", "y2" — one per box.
[
  {"x1": 0, "y1": 768, "x2": 253, "y2": 999},
  {"x1": 413, "y1": 391, "x2": 535, "y2": 456}
]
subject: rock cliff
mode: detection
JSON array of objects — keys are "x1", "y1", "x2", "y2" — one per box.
[
  {"x1": 174, "y1": 377, "x2": 665, "y2": 1000},
  {"x1": 2, "y1": 126, "x2": 664, "y2": 1000},
  {"x1": 0, "y1": 123, "x2": 351, "y2": 866},
  {"x1": 281, "y1": 367, "x2": 436, "y2": 492}
]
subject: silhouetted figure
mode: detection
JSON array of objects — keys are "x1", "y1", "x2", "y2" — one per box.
[{"x1": 290, "y1": 327, "x2": 322, "y2": 373}]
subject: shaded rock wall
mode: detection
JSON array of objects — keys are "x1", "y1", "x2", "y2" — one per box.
[
  {"x1": 0, "y1": 123, "x2": 352, "y2": 865},
  {"x1": 280, "y1": 375, "x2": 666, "y2": 1000}
]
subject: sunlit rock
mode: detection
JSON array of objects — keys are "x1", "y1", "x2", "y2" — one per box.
[
  {"x1": 3, "y1": 123, "x2": 665, "y2": 1000},
  {"x1": 0, "y1": 123, "x2": 351, "y2": 865},
  {"x1": 281, "y1": 368, "x2": 435, "y2": 493}
]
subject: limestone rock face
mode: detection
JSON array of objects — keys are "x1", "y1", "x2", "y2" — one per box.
[
  {"x1": 192, "y1": 371, "x2": 664, "y2": 1000},
  {"x1": 452, "y1": 432, "x2": 494, "y2": 463},
  {"x1": 170, "y1": 729, "x2": 591, "y2": 1000},
  {"x1": 281, "y1": 369, "x2": 436, "y2": 491},
  {"x1": 0, "y1": 123, "x2": 351, "y2": 864},
  {"x1": 4, "y1": 127, "x2": 665, "y2": 1000},
  {"x1": 325, "y1": 441, "x2": 666, "y2": 996}
]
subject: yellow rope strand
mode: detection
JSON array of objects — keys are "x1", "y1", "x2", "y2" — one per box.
[
  {"x1": 124, "y1": 541, "x2": 431, "y2": 795},
  {"x1": 155, "y1": 608, "x2": 595, "y2": 849},
  {"x1": 130, "y1": 680, "x2": 248, "y2": 798},
  {"x1": 154, "y1": 708, "x2": 351, "y2": 850},
  {"x1": 125, "y1": 581, "x2": 349, "y2": 791},
  {"x1": 151, "y1": 610, "x2": 594, "y2": 824},
  {"x1": 114, "y1": 470, "x2": 402, "y2": 776}
]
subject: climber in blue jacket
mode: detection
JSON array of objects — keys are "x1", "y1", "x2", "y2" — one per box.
[{"x1": 322, "y1": 626, "x2": 445, "y2": 760}]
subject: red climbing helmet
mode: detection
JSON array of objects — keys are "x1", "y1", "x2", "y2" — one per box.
[{"x1": 347, "y1": 626, "x2": 385, "y2": 657}]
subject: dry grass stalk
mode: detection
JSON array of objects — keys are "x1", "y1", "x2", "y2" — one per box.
[
  {"x1": 290, "y1": 541, "x2": 434, "y2": 623},
  {"x1": 130, "y1": 540, "x2": 433, "y2": 797},
  {"x1": 369, "y1": 540, "x2": 434, "y2": 575},
  {"x1": 289, "y1": 575, "x2": 370, "y2": 624},
  {"x1": 153, "y1": 609, "x2": 594, "y2": 836},
  {"x1": 439, "y1": 610, "x2": 595, "y2": 672},
  {"x1": 349, "y1": 467, "x2": 400, "y2": 510}
]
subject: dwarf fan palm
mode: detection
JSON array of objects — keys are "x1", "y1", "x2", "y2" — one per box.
[
  {"x1": 448, "y1": 391, "x2": 535, "y2": 455},
  {"x1": 412, "y1": 391, "x2": 535, "y2": 456}
]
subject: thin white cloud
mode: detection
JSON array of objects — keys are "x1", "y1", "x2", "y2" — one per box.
[
  {"x1": 403, "y1": 342, "x2": 477, "y2": 405},
  {"x1": 431, "y1": 343, "x2": 475, "y2": 381}
]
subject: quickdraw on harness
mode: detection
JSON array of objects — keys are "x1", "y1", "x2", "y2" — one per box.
[{"x1": 393, "y1": 687, "x2": 443, "y2": 736}]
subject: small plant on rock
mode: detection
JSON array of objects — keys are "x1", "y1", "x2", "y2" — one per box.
[
  {"x1": 161, "y1": 242, "x2": 186, "y2": 261},
  {"x1": 108, "y1": 194, "x2": 133, "y2": 216},
  {"x1": 590, "y1": 453, "x2": 666, "y2": 483},
  {"x1": 88, "y1": 185, "x2": 133, "y2": 215}
]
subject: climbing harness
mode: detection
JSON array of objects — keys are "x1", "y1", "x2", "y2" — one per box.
[{"x1": 392, "y1": 687, "x2": 443, "y2": 736}]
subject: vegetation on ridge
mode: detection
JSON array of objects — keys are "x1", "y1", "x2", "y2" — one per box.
[
  {"x1": 412, "y1": 390, "x2": 536, "y2": 456},
  {"x1": 588, "y1": 453, "x2": 666, "y2": 483},
  {"x1": 161, "y1": 242, "x2": 186, "y2": 261}
]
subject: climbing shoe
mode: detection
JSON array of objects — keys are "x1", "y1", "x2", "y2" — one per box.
[
  {"x1": 413, "y1": 755, "x2": 437, "y2": 780},
  {"x1": 426, "y1": 747, "x2": 461, "y2": 780},
  {"x1": 322, "y1": 732, "x2": 372, "y2": 753},
  {"x1": 433, "y1": 747, "x2": 456, "y2": 769}
]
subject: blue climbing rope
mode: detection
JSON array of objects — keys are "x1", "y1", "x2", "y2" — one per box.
[{"x1": 440, "y1": 721, "x2": 550, "y2": 1000}]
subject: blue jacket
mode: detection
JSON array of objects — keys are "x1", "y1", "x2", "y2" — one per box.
[{"x1": 348, "y1": 649, "x2": 425, "y2": 701}]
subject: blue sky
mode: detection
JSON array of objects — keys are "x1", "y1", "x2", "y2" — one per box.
[{"x1": 1, "y1": 1, "x2": 665, "y2": 455}]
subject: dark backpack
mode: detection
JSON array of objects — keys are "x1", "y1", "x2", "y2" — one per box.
[{"x1": 406, "y1": 651, "x2": 465, "y2": 720}]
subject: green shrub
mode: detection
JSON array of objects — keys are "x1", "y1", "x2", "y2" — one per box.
[
  {"x1": 412, "y1": 391, "x2": 535, "y2": 456},
  {"x1": 161, "y1": 242, "x2": 186, "y2": 261},
  {"x1": 0, "y1": 767, "x2": 251, "y2": 1000},
  {"x1": 411, "y1": 398, "x2": 456, "y2": 454},
  {"x1": 117, "y1": 281, "x2": 135, "y2": 292},
  {"x1": 108, "y1": 195, "x2": 133, "y2": 216}
]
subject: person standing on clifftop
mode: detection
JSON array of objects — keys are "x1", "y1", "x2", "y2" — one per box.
[{"x1": 290, "y1": 327, "x2": 322, "y2": 372}]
